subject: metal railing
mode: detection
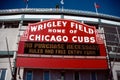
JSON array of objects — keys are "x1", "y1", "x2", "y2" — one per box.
[{"x1": 0, "y1": 8, "x2": 120, "y2": 20}]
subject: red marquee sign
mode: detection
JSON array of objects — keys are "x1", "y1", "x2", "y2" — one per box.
[
  {"x1": 20, "y1": 19, "x2": 103, "y2": 44},
  {"x1": 17, "y1": 19, "x2": 108, "y2": 69},
  {"x1": 18, "y1": 19, "x2": 106, "y2": 56}
]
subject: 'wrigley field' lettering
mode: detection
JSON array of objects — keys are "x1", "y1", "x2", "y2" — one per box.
[{"x1": 24, "y1": 19, "x2": 96, "y2": 43}]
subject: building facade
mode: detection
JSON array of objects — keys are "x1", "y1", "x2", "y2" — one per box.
[{"x1": 0, "y1": 8, "x2": 120, "y2": 80}]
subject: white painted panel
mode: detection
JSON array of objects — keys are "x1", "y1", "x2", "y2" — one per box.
[
  {"x1": 0, "y1": 15, "x2": 22, "y2": 20},
  {"x1": 0, "y1": 28, "x2": 19, "y2": 51},
  {"x1": 20, "y1": 26, "x2": 27, "y2": 30},
  {"x1": 101, "y1": 19, "x2": 120, "y2": 26},
  {"x1": 64, "y1": 15, "x2": 99, "y2": 22},
  {"x1": 24, "y1": 14, "x2": 61, "y2": 19},
  {"x1": 111, "y1": 62, "x2": 120, "y2": 80},
  {"x1": 19, "y1": 31, "x2": 25, "y2": 36}
]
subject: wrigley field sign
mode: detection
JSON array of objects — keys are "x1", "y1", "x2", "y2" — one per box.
[{"x1": 19, "y1": 19, "x2": 104, "y2": 56}]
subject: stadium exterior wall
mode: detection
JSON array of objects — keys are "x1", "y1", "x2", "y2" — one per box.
[{"x1": 0, "y1": 8, "x2": 120, "y2": 80}]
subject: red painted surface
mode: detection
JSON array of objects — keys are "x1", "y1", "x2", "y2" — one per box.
[
  {"x1": 17, "y1": 41, "x2": 24, "y2": 54},
  {"x1": 99, "y1": 44, "x2": 107, "y2": 56},
  {"x1": 16, "y1": 57, "x2": 108, "y2": 69}
]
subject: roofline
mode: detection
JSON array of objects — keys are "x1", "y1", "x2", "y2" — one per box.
[{"x1": 0, "y1": 8, "x2": 120, "y2": 21}]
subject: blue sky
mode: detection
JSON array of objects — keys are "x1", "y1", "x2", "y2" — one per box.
[{"x1": 0, "y1": 0, "x2": 120, "y2": 17}]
